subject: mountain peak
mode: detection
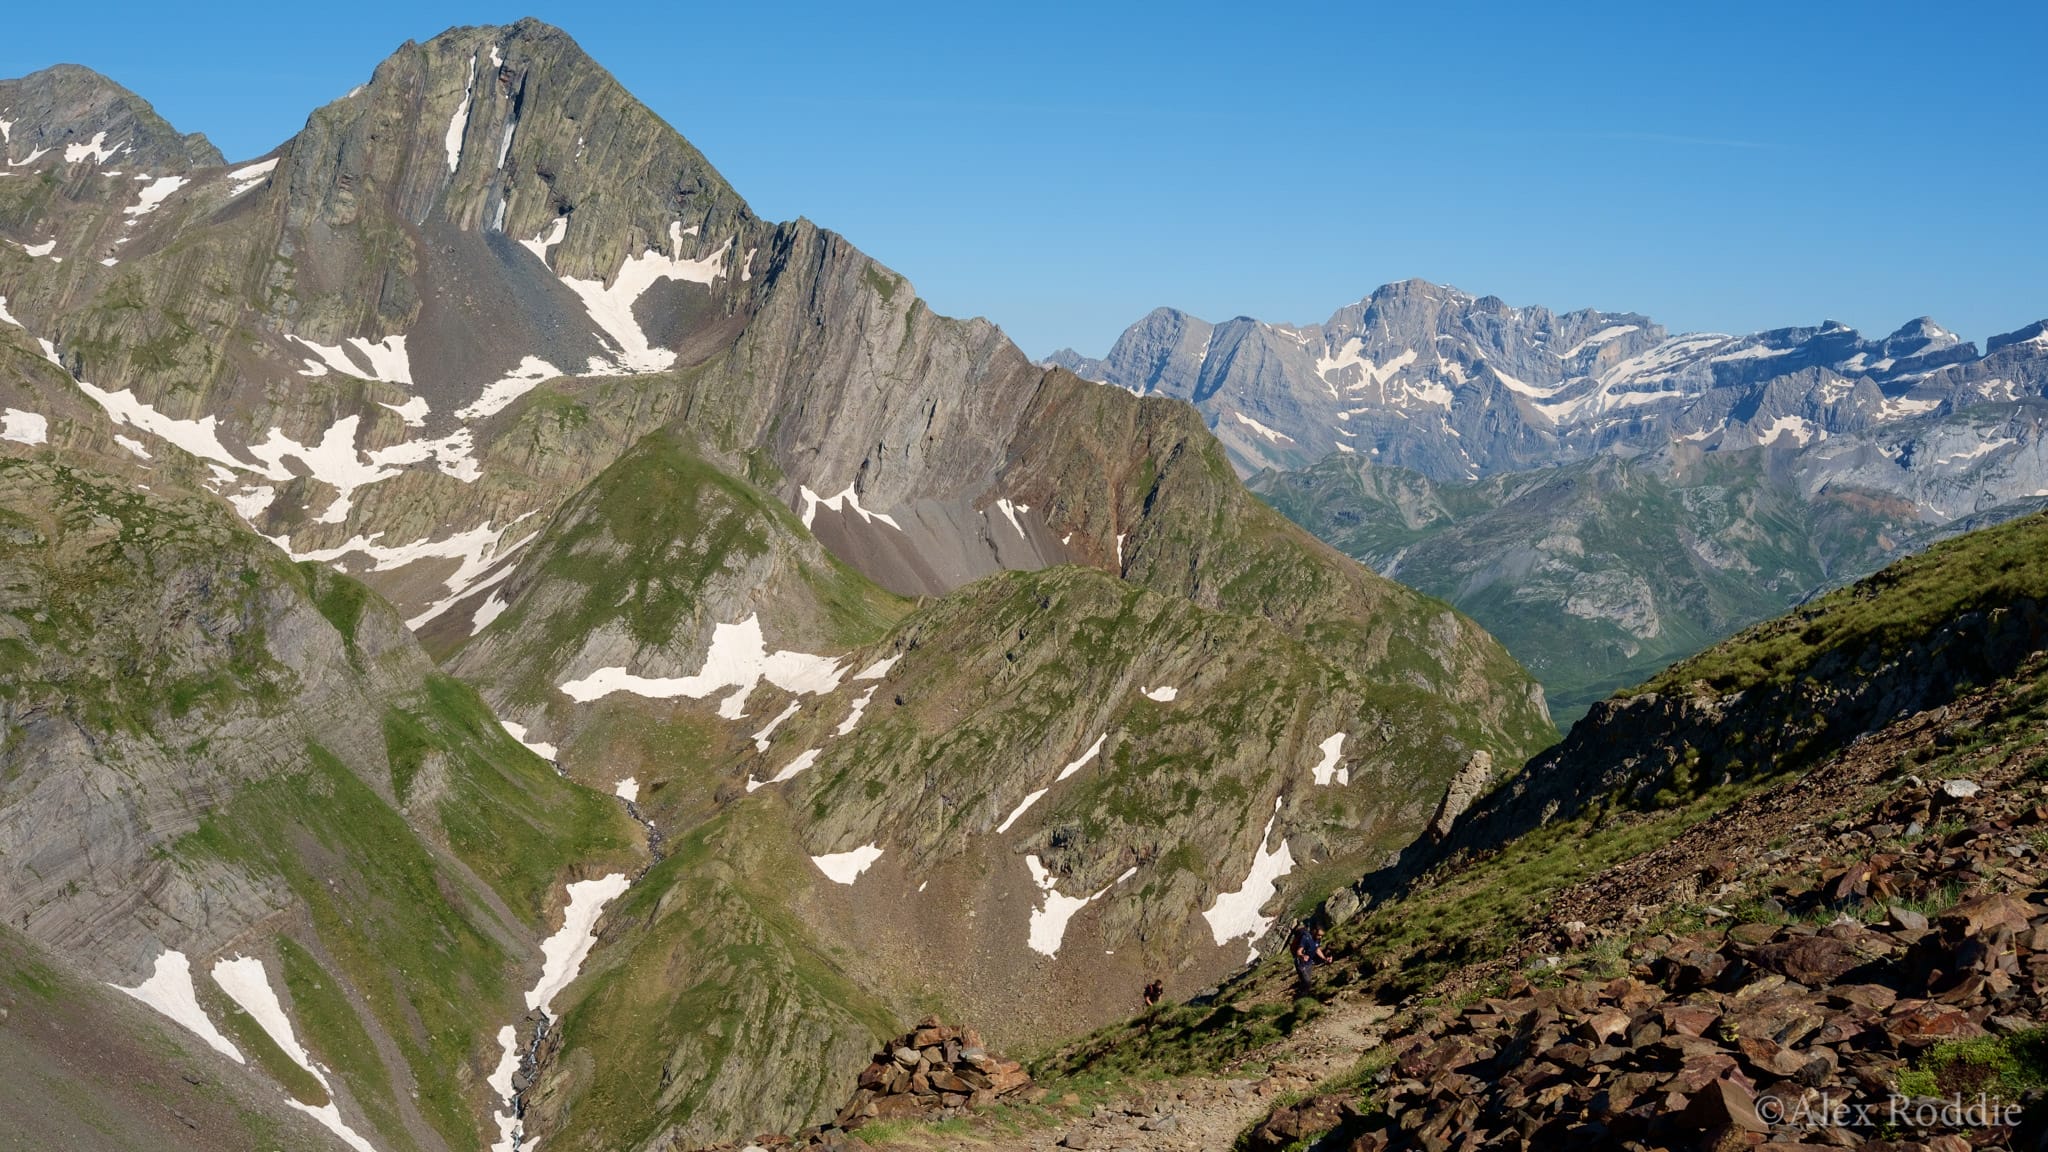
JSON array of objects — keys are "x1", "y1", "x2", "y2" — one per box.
[
  {"x1": 1987, "y1": 319, "x2": 2048, "y2": 354},
  {"x1": 0, "y1": 62, "x2": 223, "y2": 170}
]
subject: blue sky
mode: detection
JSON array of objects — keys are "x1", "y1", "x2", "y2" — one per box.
[{"x1": 8, "y1": 2, "x2": 2044, "y2": 357}]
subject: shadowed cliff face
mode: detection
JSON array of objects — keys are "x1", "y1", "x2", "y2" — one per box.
[{"x1": 0, "y1": 20, "x2": 1562, "y2": 1151}]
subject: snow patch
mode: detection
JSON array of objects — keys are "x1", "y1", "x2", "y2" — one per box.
[
  {"x1": 211, "y1": 956, "x2": 380, "y2": 1152},
  {"x1": 225, "y1": 486, "x2": 276, "y2": 519},
  {"x1": 1202, "y1": 798, "x2": 1295, "y2": 949},
  {"x1": 113, "y1": 434, "x2": 151, "y2": 459},
  {"x1": 19, "y1": 239, "x2": 55, "y2": 257},
  {"x1": 74, "y1": 379, "x2": 257, "y2": 474},
  {"x1": 379, "y1": 395, "x2": 430, "y2": 427},
  {"x1": 745, "y1": 748, "x2": 819, "y2": 793},
  {"x1": 836, "y1": 685, "x2": 878, "y2": 736},
  {"x1": 1550, "y1": 324, "x2": 1639, "y2": 360},
  {"x1": 996, "y1": 788, "x2": 1049, "y2": 834},
  {"x1": 527, "y1": 874, "x2": 630, "y2": 1013},
  {"x1": 812, "y1": 843, "x2": 883, "y2": 885},
  {"x1": 800, "y1": 483, "x2": 902, "y2": 531},
  {"x1": 1233, "y1": 412, "x2": 1295, "y2": 444},
  {"x1": 853, "y1": 655, "x2": 900, "y2": 681},
  {"x1": 1055, "y1": 734, "x2": 1106, "y2": 782},
  {"x1": 226, "y1": 158, "x2": 278, "y2": 197},
  {"x1": 109, "y1": 950, "x2": 244, "y2": 1063},
  {"x1": 559, "y1": 615, "x2": 846, "y2": 711},
  {"x1": 614, "y1": 778, "x2": 638, "y2": 803},
  {"x1": 993, "y1": 497, "x2": 1031, "y2": 537},
  {"x1": 290, "y1": 334, "x2": 413, "y2": 385},
  {"x1": 1308, "y1": 733, "x2": 1347, "y2": 786},
  {"x1": 1755, "y1": 415, "x2": 1820, "y2": 447},
  {"x1": 445, "y1": 54, "x2": 477, "y2": 172},
  {"x1": 752, "y1": 700, "x2": 802, "y2": 752},
  {"x1": 63, "y1": 131, "x2": 122, "y2": 164},
  {"x1": 456, "y1": 356, "x2": 557, "y2": 419},
  {"x1": 1140, "y1": 685, "x2": 1178, "y2": 702},
  {"x1": 470, "y1": 590, "x2": 509, "y2": 634},
  {"x1": 520, "y1": 216, "x2": 567, "y2": 265},
  {"x1": 498, "y1": 720, "x2": 557, "y2": 761},
  {"x1": 1024, "y1": 856, "x2": 1136, "y2": 957},
  {"x1": 122, "y1": 175, "x2": 187, "y2": 219},
  {"x1": 1, "y1": 408, "x2": 47, "y2": 445},
  {"x1": 559, "y1": 223, "x2": 730, "y2": 372}
]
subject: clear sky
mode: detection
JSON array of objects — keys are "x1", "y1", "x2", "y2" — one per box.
[{"x1": 7, "y1": 2, "x2": 2044, "y2": 358}]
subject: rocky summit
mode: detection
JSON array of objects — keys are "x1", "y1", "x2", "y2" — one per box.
[{"x1": 1, "y1": 15, "x2": 2044, "y2": 1152}]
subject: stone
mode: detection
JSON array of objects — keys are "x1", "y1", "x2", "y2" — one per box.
[
  {"x1": 1886, "y1": 906, "x2": 1929, "y2": 932},
  {"x1": 1322, "y1": 886, "x2": 1363, "y2": 927},
  {"x1": 1661, "y1": 1005, "x2": 1720, "y2": 1037},
  {"x1": 1939, "y1": 892, "x2": 2033, "y2": 938},
  {"x1": 1058, "y1": 1132, "x2": 1093, "y2": 1150},
  {"x1": 1680, "y1": 1077, "x2": 1769, "y2": 1134},
  {"x1": 1941, "y1": 779, "x2": 1982, "y2": 800}
]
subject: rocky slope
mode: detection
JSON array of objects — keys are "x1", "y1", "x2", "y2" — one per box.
[{"x1": 0, "y1": 20, "x2": 1560, "y2": 1152}]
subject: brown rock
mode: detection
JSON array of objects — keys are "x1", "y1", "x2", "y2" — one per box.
[
  {"x1": 1829, "y1": 983, "x2": 1897, "y2": 1010},
  {"x1": 1940, "y1": 893, "x2": 2033, "y2": 937},
  {"x1": 1680, "y1": 1076, "x2": 1769, "y2": 1134},
  {"x1": 1744, "y1": 935, "x2": 1866, "y2": 985},
  {"x1": 1662, "y1": 1005, "x2": 1721, "y2": 1037},
  {"x1": 1884, "y1": 1003, "x2": 1988, "y2": 1044}
]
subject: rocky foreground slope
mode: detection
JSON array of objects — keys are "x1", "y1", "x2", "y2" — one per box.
[{"x1": 0, "y1": 20, "x2": 1558, "y2": 1152}]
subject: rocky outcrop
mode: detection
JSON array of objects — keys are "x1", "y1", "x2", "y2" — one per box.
[{"x1": 1429, "y1": 750, "x2": 1493, "y2": 840}]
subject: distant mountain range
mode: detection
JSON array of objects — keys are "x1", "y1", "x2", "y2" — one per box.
[{"x1": 1053, "y1": 283, "x2": 2048, "y2": 721}]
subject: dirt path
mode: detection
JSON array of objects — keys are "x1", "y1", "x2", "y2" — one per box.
[{"x1": 868, "y1": 994, "x2": 1397, "y2": 1152}]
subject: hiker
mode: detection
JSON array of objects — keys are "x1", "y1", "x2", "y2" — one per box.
[
  {"x1": 1291, "y1": 921, "x2": 1329, "y2": 994},
  {"x1": 1142, "y1": 978, "x2": 1163, "y2": 1009}
]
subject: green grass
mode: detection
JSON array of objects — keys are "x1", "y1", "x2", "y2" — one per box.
[
  {"x1": 173, "y1": 745, "x2": 513, "y2": 1151},
  {"x1": 1897, "y1": 1028, "x2": 2048, "y2": 1102},
  {"x1": 542, "y1": 802, "x2": 897, "y2": 1151},
  {"x1": 276, "y1": 937, "x2": 409, "y2": 1150},
  {"x1": 486, "y1": 431, "x2": 908, "y2": 707}
]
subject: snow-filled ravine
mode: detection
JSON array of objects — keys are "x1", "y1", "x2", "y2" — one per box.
[{"x1": 487, "y1": 873, "x2": 632, "y2": 1152}]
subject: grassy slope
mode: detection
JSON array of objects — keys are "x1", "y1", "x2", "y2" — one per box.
[{"x1": 535, "y1": 802, "x2": 899, "y2": 1150}]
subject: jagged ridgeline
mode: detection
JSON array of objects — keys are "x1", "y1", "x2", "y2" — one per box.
[{"x1": 0, "y1": 19, "x2": 1553, "y2": 1152}]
